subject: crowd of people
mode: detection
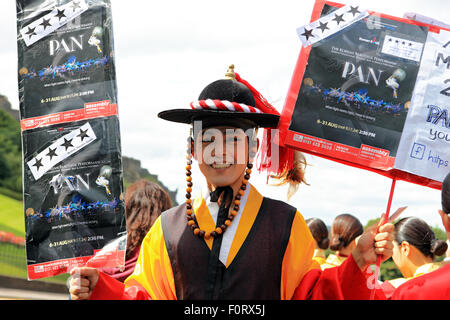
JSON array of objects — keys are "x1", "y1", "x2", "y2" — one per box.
[
  {"x1": 71, "y1": 168, "x2": 450, "y2": 300},
  {"x1": 67, "y1": 65, "x2": 450, "y2": 300},
  {"x1": 307, "y1": 204, "x2": 450, "y2": 299}
]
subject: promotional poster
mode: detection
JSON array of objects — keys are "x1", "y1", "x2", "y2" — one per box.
[
  {"x1": 16, "y1": 0, "x2": 125, "y2": 280},
  {"x1": 17, "y1": 0, "x2": 117, "y2": 120},
  {"x1": 284, "y1": 3, "x2": 428, "y2": 170},
  {"x1": 394, "y1": 29, "x2": 450, "y2": 182},
  {"x1": 22, "y1": 116, "x2": 126, "y2": 279}
]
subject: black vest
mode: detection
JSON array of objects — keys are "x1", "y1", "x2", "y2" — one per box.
[{"x1": 161, "y1": 197, "x2": 297, "y2": 300}]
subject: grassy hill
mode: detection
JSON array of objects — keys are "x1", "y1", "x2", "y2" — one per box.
[
  {"x1": 0, "y1": 194, "x2": 27, "y2": 280},
  {"x1": 0, "y1": 193, "x2": 24, "y2": 237},
  {"x1": 0, "y1": 193, "x2": 69, "y2": 283},
  {"x1": 0, "y1": 109, "x2": 22, "y2": 196}
]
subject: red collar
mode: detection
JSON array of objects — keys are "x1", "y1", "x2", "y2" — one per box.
[{"x1": 337, "y1": 252, "x2": 348, "y2": 258}]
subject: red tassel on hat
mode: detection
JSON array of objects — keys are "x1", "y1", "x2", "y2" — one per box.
[
  {"x1": 234, "y1": 72, "x2": 294, "y2": 178},
  {"x1": 234, "y1": 69, "x2": 308, "y2": 200}
]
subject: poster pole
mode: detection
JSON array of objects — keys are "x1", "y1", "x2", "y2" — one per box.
[{"x1": 370, "y1": 178, "x2": 396, "y2": 300}]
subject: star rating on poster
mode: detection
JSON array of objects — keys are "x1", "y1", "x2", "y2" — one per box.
[
  {"x1": 301, "y1": 28, "x2": 314, "y2": 41},
  {"x1": 348, "y1": 6, "x2": 361, "y2": 17},
  {"x1": 39, "y1": 18, "x2": 52, "y2": 30},
  {"x1": 27, "y1": 122, "x2": 96, "y2": 181},
  {"x1": 46, "y1": 147, "x2": 58, "y2": 161},
  {"x1": 32, "y1": 158, "x2": 43, "y2": 171},
  {"x1": 25, "y1": 27, "x2": 36, "y2": 39},
  {"x1": 77, "y1": 128, "x2": 90, "y2": 141},
  {"x1": 71, "y1": 1, "x2": 82, "y2": 10},
  {"x1": 297, "y1": 4, "x2": 369, "y2": 47},
  {"x1": 381, "y1": 35, "x2": 424, "y2": 62},
  {"x1": 387, "y1": 37, "x2": 415, "y2": 47},
  {"x1": 332, "y1": 13, "x2": 345, "y2": 25},
  {"x1": 61, "y1": 138, "x2": 74, "y2": 151},
  {"x1": 19, "y1": 0, "x2": 88, "y2": 47},
  {"x1": 55, "y1": 9, "x2": 67, "y2": 21},
  {"x1": 316, "y1": 21, "x2": 330, "y2": 33}
]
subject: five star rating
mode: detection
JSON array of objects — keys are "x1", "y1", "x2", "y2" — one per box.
[
  {"x1": 27, "y1": 122, "x2": 97, "y2": 181},
  {"x1": 297, "y1": 5, "x2": 369, "y2": 47},
  {"x1": 20, "y1": 0, "x2": 88, "y2": 47}
]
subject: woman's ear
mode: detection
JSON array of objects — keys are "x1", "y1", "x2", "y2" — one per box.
[
  {"x1": 248, "y1": 137, "x2": 259, "y2": 163},
  {"x1": 401, "y1": 241, "x2": 410, "y2": 257}
]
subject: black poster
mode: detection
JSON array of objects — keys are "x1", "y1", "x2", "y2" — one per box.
[
  {"x1": 17, "y1": 0, "x2": 117, "y2": 119},
  {"x1": 22, "y1": 117, "x2": 126, "y2": 277},
  {"x1": 287, "y1": 4, "x2": 428, "y2": 169},
  {"x1": 16, "y1": 0, "x2": 125, "y2": 280}
]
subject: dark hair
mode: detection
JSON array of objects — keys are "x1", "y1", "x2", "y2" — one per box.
[
  {"x1": 394, "y1": 217, "x2": 448, "y2": 259},
  {"x1": 271, "y1": 151, "x2": 308, "y2": 200},
  {"x1": 329, "y1": 214, "x2": 363, "y2": 251},
  {"x1": 442, "y1": 171, "x2": 450, "y2": 214},
  {"x1": 124, "y1": 179, "x2": 172, "y2": 259},
  {"x1": 306, "y1": 218, "x2": 329, "y2": 250}
]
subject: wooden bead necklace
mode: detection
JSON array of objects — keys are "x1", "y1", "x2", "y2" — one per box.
[{"x1": 185, "y1": 151, "x2": 252, "y2": 240}]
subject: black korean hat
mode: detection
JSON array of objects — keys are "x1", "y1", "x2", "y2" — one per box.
[{"x1": 157, "y1": 65, "x2": 280, "y2": 129}]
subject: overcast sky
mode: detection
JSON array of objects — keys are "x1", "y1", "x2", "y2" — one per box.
[{"x1": 0, "y1": 0, "x2": 448, "y2": 228}]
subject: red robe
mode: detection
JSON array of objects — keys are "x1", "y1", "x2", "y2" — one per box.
[
  {"x1": 391, "y1": 263, "x2": 450, "y2": 300},
  {"x1": 89, "y1": 186, "x2": 386, "y2": 300},
  {"x1": 100, "y1": 246, "x2": 140, "y2": 283},
  {"x1": 90, "y1": 253, "x2": 386, "y2": 300}
]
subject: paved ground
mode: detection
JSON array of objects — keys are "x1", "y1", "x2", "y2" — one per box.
[
  {"x1": 0, "y1": 287, "x2": 68, "y2": 300},
  {"x1": 0, "y1": 275, "x2": 69, "y2": 300}
]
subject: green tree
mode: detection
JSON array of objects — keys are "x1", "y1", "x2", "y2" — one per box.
[
  {"x1": 365, "y1": 218, "x2": 380, "y2": 229},
  {"x1": 432, "y1": 226, "x2": 447, "y2": 241},
  {"x1": 0, "y1": 109, "x2": 22, "y2": 196},
  {"x1": 0, "y1": 151, "x2": 9, "y2": 180},
  {"x1": 380, "y1": 258, "x2": 403, "y2": 281}
]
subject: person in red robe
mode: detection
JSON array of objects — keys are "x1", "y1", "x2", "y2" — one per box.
[
  {"x1": 391, "y1": 172, "x2": 450, "y2": 299},
  {"x1": 100, "y1": 179, "x2": 172, "y2": 282},
  {"x1": 68, "y1": 65, "x2": 394, "y2": 300},
  {"x1": 321, "y1": 214, "x2": 364, "y2": 270}
]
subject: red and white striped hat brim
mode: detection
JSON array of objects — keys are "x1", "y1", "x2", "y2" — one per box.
[{"x1": 190, "y1": 99, "x2": 262, "y2": 114}]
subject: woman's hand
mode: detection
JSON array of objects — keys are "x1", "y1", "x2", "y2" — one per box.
[
  {"x1": 352, "y1": 214, "x2": 395, "y2": 271},
  {"x1": 69, "y1": 267, "x2": 99, "y2": 300}
]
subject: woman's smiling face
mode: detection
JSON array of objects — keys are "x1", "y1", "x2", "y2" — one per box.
[{"x1": 193, "y1": 126, "x2": 256, "y2": 189}]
